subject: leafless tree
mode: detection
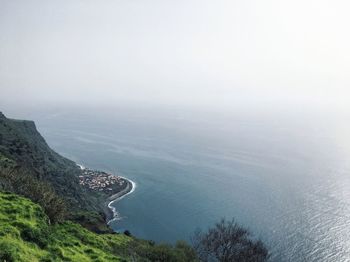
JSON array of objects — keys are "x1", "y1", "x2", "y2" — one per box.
[{"x1": 192, "y1": 218, "x2": 268, "y2": 262}]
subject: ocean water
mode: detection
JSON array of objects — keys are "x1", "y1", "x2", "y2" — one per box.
[{"x1": 16, "y1": 106, "x2": 350, "y2": 261}]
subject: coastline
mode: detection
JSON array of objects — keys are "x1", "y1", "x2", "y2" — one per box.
[
  {"x1": 105, "y1": 177, "x2": 136, "y2": 224},
  {"x1": 77, "y1": 163, "x2": 136, "y2": 225}
]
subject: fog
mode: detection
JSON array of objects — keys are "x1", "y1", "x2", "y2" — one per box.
[{"x1": 0, "y1": 0, "x2": 349, "y2": 111}]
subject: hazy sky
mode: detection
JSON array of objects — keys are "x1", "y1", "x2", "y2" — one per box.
[{"x1": 0, "y1": 0, "x2": 349, "y2": 110}]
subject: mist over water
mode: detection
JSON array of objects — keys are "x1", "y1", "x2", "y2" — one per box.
[
  {"x1": 8, "y1": 106, "x2": 350, "y2": 261},
  {"x1": 1, "y1": 0, "x2": 350, "y2": 260}
]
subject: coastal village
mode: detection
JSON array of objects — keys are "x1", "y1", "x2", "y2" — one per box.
[{"x1": 78, "y1": 168, "x2": 127, "y2": 194}]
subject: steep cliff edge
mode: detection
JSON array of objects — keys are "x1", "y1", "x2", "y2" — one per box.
[{"x1": 0, "y1": 112, "x2": 108, "y2": 231}]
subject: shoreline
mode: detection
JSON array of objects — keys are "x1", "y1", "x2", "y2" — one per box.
[
  {"x1": 77, "y1": 163, "x2": 136, "y2": 225},
  {"x1": 106, "y1": 177, "x2": 136, "y2": 224}
]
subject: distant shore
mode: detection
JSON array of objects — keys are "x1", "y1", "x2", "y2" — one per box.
[{"x1": 77, "y1": 163, "x2": 136, "y2": 224}]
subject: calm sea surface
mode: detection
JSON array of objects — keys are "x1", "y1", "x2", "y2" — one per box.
[{"x1": 16, "y1": 107, "x2": 350, "y2": 261}]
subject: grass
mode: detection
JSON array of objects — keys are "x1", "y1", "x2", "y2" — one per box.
[
  {"x1": 0, "y1": 191, "x2": 198, "y2": 262},
  {"x1": 0, "y1": 191, "x2": 131, "y2": 261}
]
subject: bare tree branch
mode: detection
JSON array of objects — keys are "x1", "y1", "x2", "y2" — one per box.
[{"x1": 192, "y1": 218, "x2": 269, "y2": 262}]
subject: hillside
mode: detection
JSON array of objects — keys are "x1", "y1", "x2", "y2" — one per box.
[
  {"x1": 0, "y1": 112, "x2": 111, "y2": 231},
  {"x1": 0, "y1": 191, "x2": 197, "y2": 261},
  {"x1": 0, "y1": 112, "x2": 97, "y2": 210}
]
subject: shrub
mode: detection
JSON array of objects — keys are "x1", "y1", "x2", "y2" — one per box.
[
  {"x1": 0, "y1": 167, "x2": 67, "y2": 223},
  {"x1": 192, "y1": 218, "x2": 269, "y2": 262}
]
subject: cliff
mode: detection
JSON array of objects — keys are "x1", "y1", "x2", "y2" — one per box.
[{"x1": 0, "y1": 112, "x2": 108, "y2": 231}]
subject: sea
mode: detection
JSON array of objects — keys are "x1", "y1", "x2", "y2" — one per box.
[{"x1": 8, "y1": 105, "x2": 350, "y2": 261}]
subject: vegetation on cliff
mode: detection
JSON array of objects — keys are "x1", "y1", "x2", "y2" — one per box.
[
  {"x1": 0, "y1": 191, "x2": 197, "y2": 261},
  {"x1": 0, "y1": 112, "x2": 109, "y2": 231}
]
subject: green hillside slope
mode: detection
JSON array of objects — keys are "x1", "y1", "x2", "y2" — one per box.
[
  {"x1": 0, "y1": 191, "x2": 197, "y2": 262},
  {"x1": 0, "y1": 112, "x2": 96, "y2": 210},
  {"x1": 0, "y1": 112, "x2": 110, "y2": 231}
]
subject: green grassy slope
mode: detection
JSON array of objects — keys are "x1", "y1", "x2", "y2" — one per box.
[
  {"x1": 0, "y1": 191, "x2": 130, "y2": 261},
  {"x1": 0, "y1": 191, "x2": 197, "y2": 262}
]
